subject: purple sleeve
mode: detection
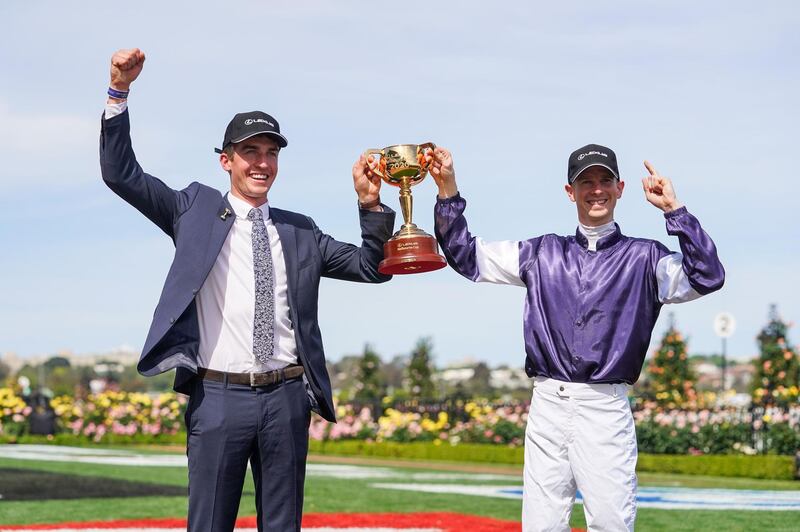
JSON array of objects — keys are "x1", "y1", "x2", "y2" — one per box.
[
  {"x1": 434, "y1": 194, "x2": 480, "y2": 281},
  {"x1": 664, "y1": 206, "x2": 725, "y2": 295}
]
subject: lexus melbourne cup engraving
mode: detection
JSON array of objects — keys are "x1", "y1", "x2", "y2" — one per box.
[{"x1": 363, "y1": 143, "x2": 447, "y2": 274}]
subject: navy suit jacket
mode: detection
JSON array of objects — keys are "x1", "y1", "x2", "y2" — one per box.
[{"x1": 100, "y1": 110, "x2": 394, "y2": 422}]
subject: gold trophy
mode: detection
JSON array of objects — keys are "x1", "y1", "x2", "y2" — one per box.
[{"x1": 364, "y1": 143, "x2": 447, "y2": 275}]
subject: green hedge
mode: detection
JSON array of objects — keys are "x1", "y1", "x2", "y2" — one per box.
[
  {"x1": 310, "y1": 440, "x2": 524, "y2": 464},
  {"x1": 637, "y1": 453, "x2": 796, "y2": 480},
  {"x1": 310, "y1": 440, "x2": 798, "y2": 481}
]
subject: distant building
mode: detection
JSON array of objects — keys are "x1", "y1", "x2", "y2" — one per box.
[
  {"x1": 438, "y1": 367, "x2": 475, "y2": 384},
  {"x1": 435, "y1": 364, "x2": 529, "y2": 390},
  {"x1": 694, "y1": 361, "x2": 722, "y2": 390},
  {"x1": 693, "y1": 358, "x2": 754, "y2": 393},
  {"x1": 489, "y1": 367, "x2": 529, "y2": 389},
  {"x1": 727, "y1": 362, "x2": 754, "y2": 392},
  {"x1": 1, "y1": 352, "x2": 24, "y2": 374},
  {"x1": 0, "y1": 348, "x2": 140, "y2": 374}
]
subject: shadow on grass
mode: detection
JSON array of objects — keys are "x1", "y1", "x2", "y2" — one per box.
[{"x1": 0, "y1": 467, "x2": 186, "y2": 501}]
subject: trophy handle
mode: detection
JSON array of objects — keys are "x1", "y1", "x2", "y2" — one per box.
[
  {"x1": 363, "y1": 149, "x2": 387, "y2": 181},
  {"x1": 416, "y1": 142, "x2": 436, "y2": 178}
]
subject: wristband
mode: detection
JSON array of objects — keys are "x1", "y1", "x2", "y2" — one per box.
[
  {"x1": 358, "y1": 197, "x2": 381, "y2": 210},
  {"x1": 107, "y1": 87, "x2": 130, "y2": 99}
]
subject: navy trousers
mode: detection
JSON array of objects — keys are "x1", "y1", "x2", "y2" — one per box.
[{"x1": 185, "y1": 374, "x2": 311, "y2": 532}]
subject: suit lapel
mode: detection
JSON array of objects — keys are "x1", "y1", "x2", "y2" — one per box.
[
  {"x1": 204, "y1": 196, "x2": 235, "y2": 271},
  {"x1": 271, "y1": 208, "x2": 299, "y2": 293},
  {"x1": 271, "y1": 207, "x2": 309, "y2": 370}
]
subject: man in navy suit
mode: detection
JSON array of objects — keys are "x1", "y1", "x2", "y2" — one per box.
[{"x1": 100, "y1": 48, "x2": 395, "y2": 532}]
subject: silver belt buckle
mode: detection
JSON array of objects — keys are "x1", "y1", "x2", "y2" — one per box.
[{"x1": 250, "y1": 372, "x2": 257, "y2": 387}]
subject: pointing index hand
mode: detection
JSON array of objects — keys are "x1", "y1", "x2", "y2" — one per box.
[{"x1": 641, "y1": 160, "x2": 682, "y2": 213}]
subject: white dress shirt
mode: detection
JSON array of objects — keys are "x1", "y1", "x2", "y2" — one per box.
[{"x1": 195, "y1": 193, "x2": 298, "y2": 372}]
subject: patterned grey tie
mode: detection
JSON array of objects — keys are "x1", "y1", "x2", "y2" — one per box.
[{"x1": 248, "y1": 207, "x2": 275, "y2": 363}]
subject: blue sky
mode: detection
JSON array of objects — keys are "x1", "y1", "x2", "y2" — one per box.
[{"x1": 1, "y1": 1, "x2": 797, "y2": 367}]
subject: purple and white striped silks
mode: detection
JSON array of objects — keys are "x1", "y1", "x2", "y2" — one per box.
[{"x1": 434, "y1": 194, "x2": 724, "y2": 384}]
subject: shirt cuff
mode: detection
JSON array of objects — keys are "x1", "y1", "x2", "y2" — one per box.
[
  {"x1": 359, "y1": 204, "x2": 385, "y2": 213},
  {"x1": 104, "y1": 100, "x2": 128, "y2": 120}
]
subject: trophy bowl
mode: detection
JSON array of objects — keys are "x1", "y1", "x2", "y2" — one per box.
[{"x1": 364, "y1": 143, "x2": 447, "y2": 275}]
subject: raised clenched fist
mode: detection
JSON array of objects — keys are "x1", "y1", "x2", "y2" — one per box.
[{"x1": 110, "y1": 48, "x2": 146, "y2": 91}]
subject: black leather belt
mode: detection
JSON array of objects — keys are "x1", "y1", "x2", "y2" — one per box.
[{"x1": 198, "y1": 365, "x2": 304, "y2": 387}]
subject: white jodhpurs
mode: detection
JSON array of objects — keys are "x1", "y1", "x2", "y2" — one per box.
[{"x1": 522, "y1": 377, "x2": 638, "y2": 532}]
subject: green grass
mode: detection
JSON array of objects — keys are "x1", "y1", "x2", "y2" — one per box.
[
  {"x1": 1, "y1": 455, "x2": 799, "y2": 531},
  {"x1": 638, "y1": 471, "x2": 800, "y2": 491}
]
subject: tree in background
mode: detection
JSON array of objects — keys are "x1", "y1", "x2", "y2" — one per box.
[
  {"x1": 44, "y1": 356, "x2": 71, "y2": 371},
  {"x1": 752, "y1": 304, "x2": 799, "y2": 408},
  {"x1": 0, "y1": 359, "x2": 10, "y2": 385},
  {"x1": 382, "y1": 354, "x2": 408, "y2": 398},
  {"x1": 644, "y1": 314, "x2": 697, "y2": 408},
  {"x1": 466, "y1": 362, "x2": 493, "y2": 398},
  {"x1": 407, "y1": 337, "x2": 436, "y2": 401},
  {"x1": 353, "y1": 343, "x2": 386, "y2": 403},
  {"x1": 326, "y1": 355, "x2": 360, "y2": 402}
]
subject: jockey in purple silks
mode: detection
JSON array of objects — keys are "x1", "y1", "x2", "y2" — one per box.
[{"x1": 426, "y1": 144, "x2": 724, "y2": 532}]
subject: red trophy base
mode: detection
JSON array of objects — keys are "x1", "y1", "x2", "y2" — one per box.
[{"x1": 378, "y1": 233, "x2": 447, "y2": 275}]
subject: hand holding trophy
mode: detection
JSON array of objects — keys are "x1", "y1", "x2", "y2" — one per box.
[{"x1": 364, "y1": 143, "x2": 447, "y2": 275}]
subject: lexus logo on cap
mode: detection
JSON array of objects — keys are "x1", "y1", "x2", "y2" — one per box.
[
  {"x1": 244, "y1": 118, "x2": 275, "y2": 127},
  {"x1": 577, "y1": 151, "x2": 608, "y2": 161}
]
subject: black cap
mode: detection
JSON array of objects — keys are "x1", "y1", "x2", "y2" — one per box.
[
  {"x1": 214, "y1": 111, "x2": 288, "y2": 154},
  {"x1": 567, "y1": 144, "x2": 619, "y2": 184}
]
